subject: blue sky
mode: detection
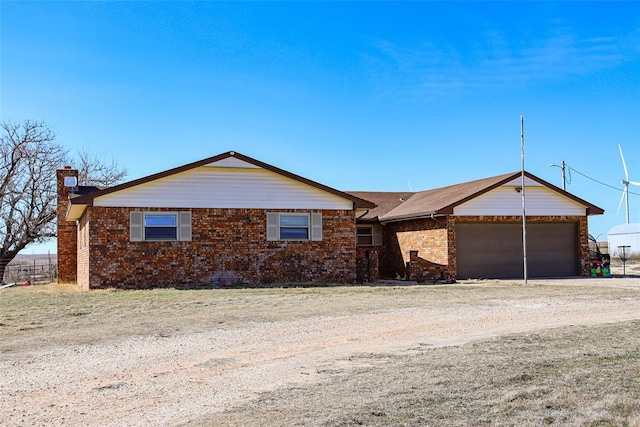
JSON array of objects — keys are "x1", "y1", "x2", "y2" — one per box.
[{"x1": 2, "y1": 1, "x2": 639, "y2": 254}]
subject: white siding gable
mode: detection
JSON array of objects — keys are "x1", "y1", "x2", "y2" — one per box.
[
  {"x1": 205, "y1": 157, "x2": 260, "y2": 168},
  {"x1": 454, "y1": 183, "x2": 586, "y2": 216},
  {"x1": 93, "y1": 166, "x2": 353, "y2": 210},
  {"x1": 504, "y1": 176, "x2": 544, "y2": 187}
]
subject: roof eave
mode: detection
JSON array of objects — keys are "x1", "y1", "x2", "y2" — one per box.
[
  {"x1": 586, "y1": 206, "x2": 605, "y2": 216},
  {"x1": 379, "y1": 211, "x2": 446, "y2": 224},
  {"x1": 66, "y1": 202, "x2": 89, "y2": 221}
]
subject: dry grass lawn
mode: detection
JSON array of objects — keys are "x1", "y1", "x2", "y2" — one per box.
[
  {"x1": 208, "y1": 321, "x2": 640, "y2": 427},
  {"x1": 1, "y1": 262, "x2": 639, "y2": 426}
]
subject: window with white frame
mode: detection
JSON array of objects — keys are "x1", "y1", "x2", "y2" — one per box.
[
  {"x1": 267, "y1": 212, "x2": 322, "y2": 241},
  {"x1": 130, "y1": 211, "x2": 192, "y2": 242}
]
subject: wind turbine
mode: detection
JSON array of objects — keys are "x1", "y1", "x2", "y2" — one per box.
[{"x1": 617, "y1": 144, "x2": 640, "y2": 224}]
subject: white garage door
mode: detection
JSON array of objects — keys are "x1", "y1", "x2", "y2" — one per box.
[{"x1": 456, "y1": 222, "x2": 579, "y2": 279}]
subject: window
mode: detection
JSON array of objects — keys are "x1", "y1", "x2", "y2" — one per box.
[
  {"x1": 357, "y1": 226, "x2": 373, "y2": 246},
  {"x1": 279, "y1": 214, "x2": 309, "y2": 240},
  {"x1": 144, "y1": 213, "x2": 177, "y2": 241},
  {"x1": 356, "y1": 225, "x2": 382, "y2": 246},
  {"x1": 267, "y1": 212, "x2": 322, "y2": 241},
  {"x1": 130, "y1": 211, "x2": 192, "y2": 242}
]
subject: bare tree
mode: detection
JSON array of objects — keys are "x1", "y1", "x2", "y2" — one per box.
[
  {"x1": 76, "y1": 149, "x2": 127, "y2": 187},
  {"x1": 0, "y1": 120, "x2": 126, "y2": 284}
]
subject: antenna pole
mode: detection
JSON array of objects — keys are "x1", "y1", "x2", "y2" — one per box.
[
  {"x1": 626, "y1": 185, "x2": 630, "y2": 224},
  {"x1": 521, "y1": 115, "x2": 528, "y2": 284}
]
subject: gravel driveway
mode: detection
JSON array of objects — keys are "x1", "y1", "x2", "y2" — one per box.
[{"x1": 2, "y1": 275, "x2": 639, "y2": 426}]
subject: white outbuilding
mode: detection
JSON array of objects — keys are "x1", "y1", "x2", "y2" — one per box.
[{"x1": 607, "y1": 223, "x2": 640, "y2": 258}]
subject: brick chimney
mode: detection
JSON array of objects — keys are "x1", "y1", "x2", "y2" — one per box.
[{"x1": 57, "y1": 166, "x2": 79, "y2": 283}]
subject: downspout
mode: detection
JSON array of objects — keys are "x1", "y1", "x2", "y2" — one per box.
[{"x1": 356, "y1": 210, "x2": 370, "y2": 220}]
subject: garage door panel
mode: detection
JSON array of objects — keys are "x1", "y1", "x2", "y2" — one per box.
[
  {"x1": 528, "y1": 223, "x2": 578, "y2": 276},
  {"x1": 456, "y1": 223, "x2": 578, "y2": 279}
]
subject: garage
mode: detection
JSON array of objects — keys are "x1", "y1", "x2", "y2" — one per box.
[
  {"x1": 456, "y1": 222, "x2": 579, "y2": 279},
  {"x1": 353, "y1": 171, "x2": 603, "y2": 282}
]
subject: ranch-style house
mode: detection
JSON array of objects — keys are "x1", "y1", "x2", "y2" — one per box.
[{"x1": 57, "y1": 151, "x2": 603, "y2": 289}]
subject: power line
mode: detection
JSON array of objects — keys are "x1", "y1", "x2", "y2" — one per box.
[{"x1": 566, "y1": 165, "x2": 640, "y2": 196}]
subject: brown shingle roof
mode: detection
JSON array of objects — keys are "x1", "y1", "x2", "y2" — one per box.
[
  {"x1": 349, "y1": 171, "x2": 604, "y2": 222},
  {"x1": 70, "y1": 185, "x2": 103, "y2": 197},
  {"x1": 347, "y1": 191, "x2": 415, "y2": 222}
]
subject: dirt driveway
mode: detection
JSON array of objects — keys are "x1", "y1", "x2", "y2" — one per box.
[{"x1": 1, "y1": 273, "x2": 640, "y2": 426}]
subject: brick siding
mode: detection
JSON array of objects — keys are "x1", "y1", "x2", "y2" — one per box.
[
  {"x1": 382, "y1": 217, "x2": 450, "y2": 280},
  {"x1": 80, "y1": 207, "x2": 357, "y2": 289},
  {"x1": 356, "y1": 247, "x2": 380, "y2": 282}
]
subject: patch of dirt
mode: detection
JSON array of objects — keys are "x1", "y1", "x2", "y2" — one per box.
[{"x1": 1, "y1": 263, "x2": 639, "y2": 426}]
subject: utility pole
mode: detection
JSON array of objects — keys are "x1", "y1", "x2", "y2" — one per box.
[{"x1": 550, "y1": 160, "x2": 566, "y2": 191}]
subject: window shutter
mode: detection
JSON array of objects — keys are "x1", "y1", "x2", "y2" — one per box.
[
  {"x1": 266, "y1": 212, "x2": 279, "y2": 241},
  {"x1": 130, "y1": 211, "x2": 143, "y2": 242},
  {"x1": 311, "y1": 213, "x2": 323, "y2": 241},
  {"x1": 179, "y1": 211, "x2": 192, "y2": 241},
  {"x1": 373, "y1": 225, "x2": 383, "y2": 246}
]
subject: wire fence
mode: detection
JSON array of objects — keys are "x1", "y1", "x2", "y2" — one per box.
[{"x1": 2, "y1": 259, "x2": 57, "y2": 285}]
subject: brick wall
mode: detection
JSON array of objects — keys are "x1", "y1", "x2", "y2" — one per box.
[
  {"x1": 56, "y1": 167, "x2": 79, "y2": 283},
  {"x1": 83, "y1": 207, "x2": 357, "y2": 288},
  {"x1": 382, "y1": 217, "x2": 450, "y2": 280},
  {"x1": 407, "y1": 250, "x2": 450, "y2": 282},
  {"x1": 577, "y1": 216, "x2": 590, "y2": 275},
  {"x1": 356, "y1": 247, "x2": 380, "y2": 282}
]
